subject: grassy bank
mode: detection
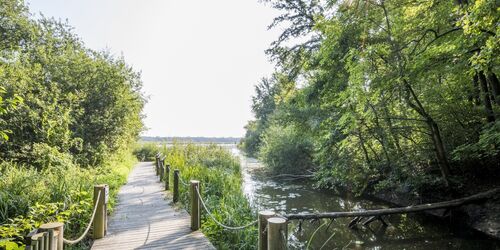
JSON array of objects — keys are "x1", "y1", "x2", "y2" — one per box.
[
  {"x1": 0, "y1": 150, "x2": 136, "y2": 249},
  {"x1": 157, "y1": 143, "x2": 257, "y2": 249}
]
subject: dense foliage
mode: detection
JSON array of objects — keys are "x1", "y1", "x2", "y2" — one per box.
[
  {"x1": 241, "y1": 0, "x2": 500, "y2": 195},
  {"x1": 158, "y1": 144, "x2": 257, "y2": 250},
  {"x1": 0, "y1": 0, "x2": 144, "y2": 168},
  {"x1": 0, "y1": 0, "x2": 144, "y2": 248},
  {"x1": 0, "y1": 153, "x2": 136, "y2": 249}
]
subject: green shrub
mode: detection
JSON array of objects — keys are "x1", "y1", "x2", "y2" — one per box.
[
  {"x1": 132, "y1": 142, "x2": 158, "y2": 161},
  {"x1": 0, "y1": 150, "x2": 136, "y2": 249},
  {"x1": 161, "y1": 144, "x2": 257, "y2": 250},
  {"x1": 259, "y1": 123, "x2": 314, "y2": 174}
]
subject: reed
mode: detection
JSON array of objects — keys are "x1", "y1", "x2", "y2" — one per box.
[{"x1": 161, "y1": 143, "x2": 257, "y2": 249}]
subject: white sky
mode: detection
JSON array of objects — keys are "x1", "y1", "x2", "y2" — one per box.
[{"x1": 26, "y1": 0, "x2": 281, "y2": 137}]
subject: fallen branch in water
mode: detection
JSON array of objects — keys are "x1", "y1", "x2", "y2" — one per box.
[
  {"x1": 284, "y1": 188, "x2": 500, "y2": 220},
  {"x1": 269, "y1": 173, "x2": 314, "y2": 179}
]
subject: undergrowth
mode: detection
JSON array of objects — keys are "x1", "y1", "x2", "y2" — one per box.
[
  {"x1": 0, "y1": 150, "x2": 136, "y2": 250},
  {"x1": 160, "y1": 143, "x2": 258, "y2": 250}
]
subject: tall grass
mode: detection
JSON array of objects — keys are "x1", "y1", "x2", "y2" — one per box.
[
  {"x1": 0, "y1": 150, "x2": 136, "y2": 249},
  {"x1": 160, "y1": 144, "x2": 258, "y2": 249}
]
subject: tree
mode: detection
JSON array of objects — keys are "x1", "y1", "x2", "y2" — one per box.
[{"x1": 244, "y1": 0, "x2": 500, "y2": 194}]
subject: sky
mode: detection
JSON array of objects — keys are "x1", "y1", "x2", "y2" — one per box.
[{"x1": 26, "y1": 0, "x2": 281, "y2": 137}]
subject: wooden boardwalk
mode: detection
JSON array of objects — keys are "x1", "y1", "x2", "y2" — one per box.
[{"x1": 92, "y1": 162, "x2": 215, "y2": 250}]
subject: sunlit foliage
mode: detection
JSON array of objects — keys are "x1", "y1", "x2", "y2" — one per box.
[{"x1": 242, "y1": 0, "x2": 500, "y2": 194}]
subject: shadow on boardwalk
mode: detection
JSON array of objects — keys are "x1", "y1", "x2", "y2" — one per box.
[{"x1": 92, "y1": 162, "x2": 215, "y2": 250}]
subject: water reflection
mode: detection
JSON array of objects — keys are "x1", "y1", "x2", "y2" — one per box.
[{"x1": 227, "y1": 146, "x2": 499, "y2": 250}]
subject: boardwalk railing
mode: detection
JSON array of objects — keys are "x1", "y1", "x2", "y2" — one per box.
[
  {"x1": 154, "y1": 153, "x2": 500, "y2": 250},
  {"x1": 155, "y1": 153, "x2": 285, "y2": 250},
  {"x1": 24, "y1": 185, "x2": 109, "y2": 250}
]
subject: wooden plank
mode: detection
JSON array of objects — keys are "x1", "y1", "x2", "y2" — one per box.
[{"x1": 91, "y1": 162, "x2": 215, "y2": 250}]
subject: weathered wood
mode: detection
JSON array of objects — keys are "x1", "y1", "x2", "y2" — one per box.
[
  {"x1": 173, "y1": 169, "x2": 180, "y2": 203},
  {"x1": 91, "y1": 162, "x2": 214, "y2": 250},
  {"x1": 155, "y1": 156, "x2": 159, "y2": 176},
  {"x1": 93, "y1": 184, "x2": 108, "y2": 239},
  {"x1": 30, "y1": 236, "x2": 38, "y2": 250},
  {"x1": 285, "y1": 188, "x2": 500, "y2": 220},
  {"x1": 258, "y1": 210, "x2": 276, "y2": 250},
  {"x1": 159, "y1": 161, "x2": 164, "y2": 181},
  {"x1": 165, "y1": 164, "x2": 170, "y2": 190},
  {"x1": 348, "y1": 216, "x2": 361, "y2": 228},
  {"x1": 33, "y1": 233, "x2": 45, "y2": 250},
  {"x1": 362, "y1": 216, "x2": 377, "y2": 226},
  {"x1": 267, "y1": 217, "x2": 287, "y2": 250},
  {"x1": 190, "y1": 180, "x2": 201, "y2": 231},
  {"x1": 39, "y1": 222, "x2": 63, "y2": 250}
]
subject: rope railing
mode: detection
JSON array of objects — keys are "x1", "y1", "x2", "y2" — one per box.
[
  {"x1": 24, "y1": 185, "x2": 109, "y2": 250},
  {"x1": 158, "y1": 155, "x2": 287, "y2": 250},
  {"x1": 62, "y1": 190, "x2": 101, "y2": 245},
  {"x1": 195, "y1": 186, "x2": 258, "y2": 230},
  {"x1": 178, "y1": 176, "x2": 190, "y2": 186}
]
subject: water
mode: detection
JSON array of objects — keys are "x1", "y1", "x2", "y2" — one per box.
[{"x1": 228, "y1": 146, "x2": 499, "y2": 250}]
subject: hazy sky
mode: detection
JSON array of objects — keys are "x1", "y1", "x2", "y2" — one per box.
[{"x1": 26, "y1": 0, "x2": 281, "y2": 137}]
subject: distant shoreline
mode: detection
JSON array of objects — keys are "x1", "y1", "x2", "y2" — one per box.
[{"x1": 140, "y1": 136, "x2": 241, "y2": 144}]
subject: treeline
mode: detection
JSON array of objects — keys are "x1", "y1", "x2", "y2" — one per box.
[
  {"x1": 141, "y1": 136, "x2": 240, "y2": 144},
  {"x1": 0, "y1": 0, "x2": 144, "y2": 168},
  {"x1": 241, "y1": 0, "x2": 499, "y2": 194},
  {"x1": 0, "y1": 0, "x2": 144, "y2": 248}
]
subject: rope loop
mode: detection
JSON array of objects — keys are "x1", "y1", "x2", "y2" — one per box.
[
  {"x1": 178, "y1": 176, "x2": 190, "y2": 186},
  {"x1": 62, "y1": 190, "x2": 102, "y2": 245}
]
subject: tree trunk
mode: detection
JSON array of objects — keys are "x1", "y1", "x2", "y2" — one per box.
[
  {"x1": 403, "y1": 79, "x2": 451, "y2": 186},
  {"x1": 429, "y1": 120, "x2": 451, "y2": 181},
  {"x1": 471, "y1": 74, "x2": 481, "y2": 106},
  {"x1": 487, "y1": 72, "x2": 500, "y2": 105},
  {"x1": 478, "y1": 72, "x2": 495, "y2": 122}
]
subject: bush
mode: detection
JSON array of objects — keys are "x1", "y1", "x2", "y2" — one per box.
[
  {"x1": 133, "y1": 142, "x2": 158, "y2": 161},
  {"x1": 259, "y1": 123, "x2": 314, "y2": 174},
  {"x1": 0, "y1": 150, "x2": 136, "y2": 249}
]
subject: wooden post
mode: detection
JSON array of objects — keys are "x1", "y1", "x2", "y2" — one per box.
[
  {"x1": 267, "y1": 217, "x2": 287, "y2": 250},
  {"x1": 190, "y1": 180, "x2": 200, "y2": 231},
  {"x1": 43, "y1": 232, "x2": 49, "y2": 250},
  {"x1": 165, "y1": 164, "x2": 170, "y2": 190},
  {"x1": 32, "y1": 233, "x2": 45, "y2": 250},
  {"x1": 39, "y1": 222, "x2": 63, "y2": 250},
  {"x1": 258, "y1": 211, "x2": 276, "y2": 250},
  {"x1": 47, "y1": 229, "x2": 54, "y2": 250},
  {"x1": 93, "y1": 184, "x2": 108, "y2": 239},
  {"x1": 155, "y1": 156, "x2": 159, "y2": 176},
  {"x1": 173, "y1": 169, "x2": 179, "y2": 203},
  {"x1": 159, "y1": 160, "x2": 164, "y2": 181},
  {"x1": 30, "y1": 234, "x2": 39, "y2": 250}
]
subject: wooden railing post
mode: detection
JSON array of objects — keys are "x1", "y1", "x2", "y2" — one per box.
[
  {"x1": 93, "y1": 184, "x2": 108, "y2": 239},
  {"x1": 155, "y1": 156, "x2": 159, "y2": 176},
  {"x1": 173, "y1": 169, "x2": 179, "y2": 203},
  {"x1": 43, "y1": 232, "x2": 49, "y2": 250},
  {"x1": 165, "y1": 164, "x2": 170, "y2": 190},
  {"x1": 31, "y1": 233, "x2": 41, "y2": 250},
  {"x1": 190, "y1": 180, "x2": 201, "y2": 231},
  {"x1": 39, "y1": 222, "x2": 63, "y2": 250},
  {"x1": 159, "y1": 160, "x2": 165, "y2": 181},
  {"x1": 258, "y1": 211, "x2": 276, "y2": 250},
  {"x1": 267, "y1": 217, "x2": 287, "y2": 250}
]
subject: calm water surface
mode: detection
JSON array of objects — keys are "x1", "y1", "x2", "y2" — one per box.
[{"x1": 226, "y1": 146, "x2": 499, "y2": 250}]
